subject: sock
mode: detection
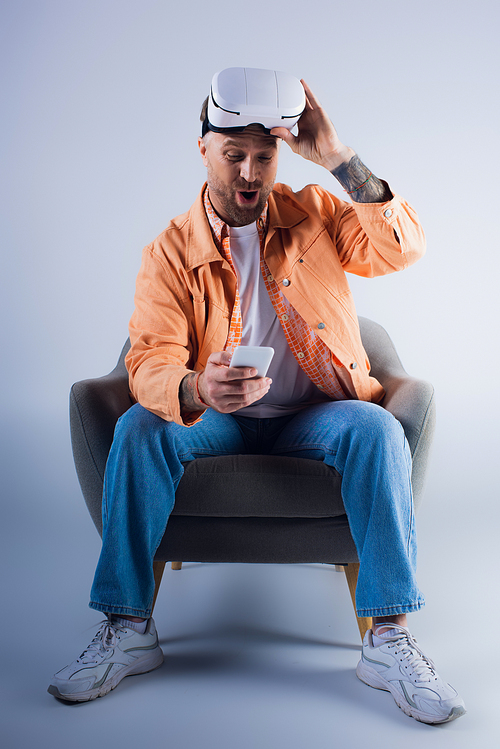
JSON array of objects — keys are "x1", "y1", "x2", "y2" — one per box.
[
  {"x1": 372, "y1": 626, "x2": 401, "y2": 647},
  {"x1": 112, "y1": 616, "x2": 148, "y2": 634}
]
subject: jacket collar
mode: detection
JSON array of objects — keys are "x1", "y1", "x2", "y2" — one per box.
[
  {"x1": 267, "y1": 188, "x2": 309, "y2": 232},
  {"x1": 185, "y1": 183, "x2": 308, "y2": 271}
]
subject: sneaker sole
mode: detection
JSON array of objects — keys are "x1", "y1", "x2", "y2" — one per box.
[
  {"x1": 356, "y1": 659, "x2": 466, "y2": 724},
  {"x1": 48, "y1": 647, "x2": 164, "y2": 702}
]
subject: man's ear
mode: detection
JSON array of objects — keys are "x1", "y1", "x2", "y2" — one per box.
[{"x1": 198, "y1": 136, "x2": 209, "y2": 167}]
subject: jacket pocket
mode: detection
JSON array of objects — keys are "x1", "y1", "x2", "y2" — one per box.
[{"x1": 194, "y1": 298, "x2": 230, "y2": 367}]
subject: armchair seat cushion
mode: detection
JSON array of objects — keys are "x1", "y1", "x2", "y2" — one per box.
[
  {"x1": 173, "y1": 455, "x2": 343, "y2": 518},
  {"x1": 156, "y1": 515, "x2": 354, "y2": 564}
]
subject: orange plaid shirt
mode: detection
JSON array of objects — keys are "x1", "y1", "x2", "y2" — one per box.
[{"x1": 203, "y1": 188, "x2": 348, "y2": 401}]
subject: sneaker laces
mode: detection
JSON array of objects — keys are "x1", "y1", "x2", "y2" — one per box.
[
  {"x1": 382, "y1": 625, "x2": 437, "y2": 682},
  {"x1": 77, "y1": 620, "x2": 127, "y2": 665}
]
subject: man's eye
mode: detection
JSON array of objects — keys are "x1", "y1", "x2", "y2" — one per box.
[{"x1": 226, "y1": 153, "x2": 243, "y2": 160}]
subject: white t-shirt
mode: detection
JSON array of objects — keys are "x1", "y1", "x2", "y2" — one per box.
[{"x1": 229, "y1": 222, "x2": 328, "y2": 417}]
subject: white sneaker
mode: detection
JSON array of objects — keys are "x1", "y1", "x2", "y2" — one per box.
[
  {"x1": 356, "y1": 624, "x2": 466, "y2": 724},
  {"x1": 48, "y1": 618, "x2": 164, "y2": 701}
]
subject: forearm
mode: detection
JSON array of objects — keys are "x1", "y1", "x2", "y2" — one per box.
[{"x1": 331, "y1": 154, "x2": 393, "y2": 203}]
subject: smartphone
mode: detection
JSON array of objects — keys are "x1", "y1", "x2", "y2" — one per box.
[{"x1": 229, "y1": 346, "x2": 275, "y2": 378}]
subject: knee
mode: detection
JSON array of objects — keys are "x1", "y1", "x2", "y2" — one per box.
[
  {"x1": 114, "y1": 404, "x2": 166, "y2": 443},
  {"x1": 344, "y1": 401, "x2": 405, "y2": 448},
  {"x1": 368, "y1": 403, "x2": 404, "y2": 442}
]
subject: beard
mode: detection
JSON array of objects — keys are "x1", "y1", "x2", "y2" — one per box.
[{"x1": 206, "y1": 164, "x2": 275, "y2": 227}]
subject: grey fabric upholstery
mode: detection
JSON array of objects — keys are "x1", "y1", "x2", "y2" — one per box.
[{"x1": 70, "y1": 317, "x2": 435, "y2": 565}]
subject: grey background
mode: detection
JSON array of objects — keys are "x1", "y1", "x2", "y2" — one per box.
[{"x1": 1, "y1": 1, "x2": 499, "y2": 747}]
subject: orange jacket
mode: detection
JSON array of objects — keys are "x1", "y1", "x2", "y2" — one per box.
[{"x1": 126, "y1": 182, "x2": 425, "y2": 425}]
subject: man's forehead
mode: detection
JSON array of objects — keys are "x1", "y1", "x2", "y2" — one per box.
[{"x1": 218, "y1": 131, "x2": 280, "y2": 149}]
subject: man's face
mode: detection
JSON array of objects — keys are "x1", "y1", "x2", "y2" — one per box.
[{"x1": 198, "y1": 128, "x2": 280, "y2": 227}]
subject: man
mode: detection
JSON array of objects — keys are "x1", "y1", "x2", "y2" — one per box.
[{"x1": 49, "y1": 69, "x2": 465, "y2": 724}]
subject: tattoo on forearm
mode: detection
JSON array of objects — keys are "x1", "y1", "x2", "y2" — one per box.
[
  {"x1": 331, "y1": 155, "x2": 393, "y2": 203},
  {"x1": 180, "y1": 372, "x2": 202, "y2": 412}
]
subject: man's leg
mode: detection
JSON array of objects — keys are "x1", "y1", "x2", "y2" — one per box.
[
  {"x1": 49, "y1": 404, "x2": 248, "y2": 702},
  {"x1": 90, "y1": 404, "x2": 248, "y2": 618},
  {"x1": 270, "y1": 399, "x2": 423, "y2": 618},
  {"x1": 270, "y1": 400, "x2": 465, "y2": 724}
]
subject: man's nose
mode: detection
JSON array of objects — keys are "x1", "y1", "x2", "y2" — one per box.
[{"x1": 239, "y1": 156, "x2": 257, "y2": 184}]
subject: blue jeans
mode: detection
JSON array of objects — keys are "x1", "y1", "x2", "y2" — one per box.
[{"x1": 90, "y1": 401, "x2": 425, "y2": 619}]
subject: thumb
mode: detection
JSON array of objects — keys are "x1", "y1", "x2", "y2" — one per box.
[
  {"x1": 270, "y1": 127, "x2": 297, "y2": 148},
  {"x1": 207, "y1": 350, "x2": 232, "y2": 367}
]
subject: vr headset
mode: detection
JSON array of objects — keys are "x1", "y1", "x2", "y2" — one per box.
[{"x1": 202, "y1": 67, "x2": 305, "y2": 137}]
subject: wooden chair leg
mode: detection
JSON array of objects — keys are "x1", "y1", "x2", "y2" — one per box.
[
  {"x1": 343, "y1": 562, "x2": 372, "y2": 642},
  {"x1": 171, "y1": 561, "x2": 182, "y2": 570},
  {"x1": 151, "y1": 561, "x2": 166, "y2": 613}
]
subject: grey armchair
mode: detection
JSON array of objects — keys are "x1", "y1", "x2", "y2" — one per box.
[{"x1": 70, "y1": 317, "x2": 435, "y2": 640}]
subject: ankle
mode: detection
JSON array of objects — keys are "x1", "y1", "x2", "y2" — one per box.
[
  {"x1": 372, "y1": 615, "x2": 408, "y2": 634},
  {"x1": 117, "y1": 616, "x2": 147, "y2": 623},
  {"x1": 111, "y1": 615, "x2": 149, "y2": 634}
]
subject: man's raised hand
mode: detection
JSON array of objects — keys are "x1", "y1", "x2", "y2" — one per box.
[{"x1": 270, "y1": 80, "x2": 354, "y2": 172}]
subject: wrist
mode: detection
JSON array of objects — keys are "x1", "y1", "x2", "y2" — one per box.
[
  {"x1": 195, "y1": 372, "x2": 210, "y2": 408},
  {"x1": 330, "y1": 153, "x2": 393, "y2": 203},
  {"x1": 321, "y1": 145, "x2": 355, "y2": 172},
  {"x1": 179, "y1": 371, "x2": 208, "y2": 413}
]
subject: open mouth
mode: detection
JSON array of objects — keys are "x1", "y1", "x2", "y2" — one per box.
[{"x1": 237, "y1": 190, "x2": 258, "y2": 204}]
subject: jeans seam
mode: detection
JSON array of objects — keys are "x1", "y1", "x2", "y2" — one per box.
[
  {"x1": 177, "y1": 448, "x2": 246, "y2": 462},
  {"x1": 403, "y1": 437, "x2": 414, "y2": 555},
  {"x1": 272, "y1": 443, "x2": 338, "y2": 456},
  {"x1": 89, "y1": 601, "x2": 151, "y2": 617},
  {"x1": 357, "y1": 599, "x2": 425, "y2": 617}
]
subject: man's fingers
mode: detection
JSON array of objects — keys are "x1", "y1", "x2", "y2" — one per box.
[
  {"x1": 211, "y1": 375, "x2": 271, "y2": 401},
  {"x1": 270, "y1": 126, "x2": 296, "y2": 146},
  {"x1": 300, "y1": 79, "x2": 320, "y2": 109},
  {"x1": 209, "y1": 363, "x2": 259, "y2": 382},
  {"x1": 227, "y1": 366, "x2": 260, "y2": 380},
  {"x1": 220, "y1": 376, "x2": 271, "y2": 393},
  {"x1": 215, "y1": 378, "x2": 272, "y2": 413}
]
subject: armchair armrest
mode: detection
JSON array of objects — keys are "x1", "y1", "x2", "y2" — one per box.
[
  {"x1": 70, "y1": 340, "x2": 131, "y2": 534},
  {"x1": 381, "y1": 376, "x2": 435, "y2": 510},
  {"x1": 358, "y1": 317, "x2": 435, "y2": 509}
]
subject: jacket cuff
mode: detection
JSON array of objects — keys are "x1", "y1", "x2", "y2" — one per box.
[{"x1": 350, "y1": 188, "x2": 403, "y2": 227}]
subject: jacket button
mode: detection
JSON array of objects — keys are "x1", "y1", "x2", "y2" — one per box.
[
  {"x1": 318, "y1": 322, "x2": 325, "y2": 329},
  {"x1": 384, "y1": 208, "x2": 393, "y2": 218},
  {"x1": 350, "y1": 362, "x2": 357, "y2": 370},
  {"x1": 282, "y1": 278, "x2": 290, "y2": 286}
]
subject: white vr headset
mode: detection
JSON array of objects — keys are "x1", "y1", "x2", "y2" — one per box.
[{"x1": 202, "y1": 67, "x2": 306, "y2": 137}]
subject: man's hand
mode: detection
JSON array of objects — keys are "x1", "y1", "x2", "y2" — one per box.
[
  {"x1": 270, "y1": 80, "x2": 354, "y2": 172},
  {"x1": 180, "y1": 351, "x2": 272, "y2": 414}
]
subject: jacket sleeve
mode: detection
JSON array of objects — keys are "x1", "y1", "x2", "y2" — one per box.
[
  {"x1": 125, "y1": 241, "x2": 204, "y2": 427},
  {"x1": 331, "y1": 188, "x2": 426, "y2": 277}
]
